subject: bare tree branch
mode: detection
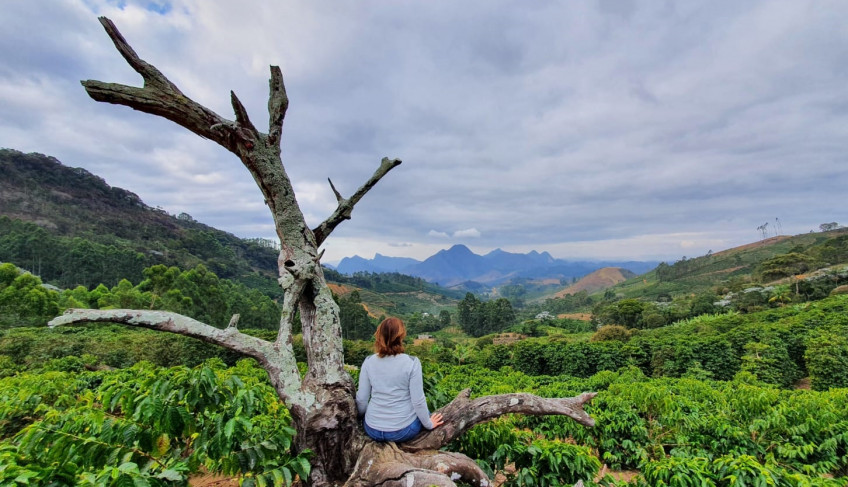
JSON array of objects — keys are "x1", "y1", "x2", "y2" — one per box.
[
  {"x1": 96, "y1": 17, "x2": 182, "y2": 93},
  {"x1": 328, "y1": 178, "x2": 344, "y2": 203},
  {"x1": 276, "y1": 278, "x2": 304, "y2": 349},
  {"x1": 312, "y1": 157, "x2": 403, "y2": 246},
  {"x1": 47, "y1": 309, "x2": 311, "y2": 409},
  {"x1": 267, "y1": 66, "x2": 288, "y2": 147},
  {"x1": 82, "y1": 20, "x2": 236, "y2": 149},
  {"x1": 227, "y1": 314, "x2": 240, "y2": 329},
  {"x1": 48, "y1": 309, "x2": 265, "y2": 353},
  {"x1": 230, "y1": 90, "x2": 256, "y2": 133},
  {"x1": 403, "y1": 389, "x2": 597, "y2": 452}
]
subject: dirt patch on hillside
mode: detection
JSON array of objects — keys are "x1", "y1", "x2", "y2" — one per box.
[
  {"x1": 557, "y1": 313, "x2": 592, "y2": 321},
  {"x1": 712, "y1": 235, "x2": 793, "y2": 256},
  {"x1": 327, "y1": 283, "x2": 354, "y2": 296},
  {"x1": 360, "y1": 302, "x2": 382, "y2": 319},
  {"x1": 697, "y1": 265, "x2": 746, "y2": 277},
  {"x1": 555, "y1": 267, "x2": 631, "y2": 298},
  {"x1": 531, "y1": 278, "x2": 562, "y2": 286}
]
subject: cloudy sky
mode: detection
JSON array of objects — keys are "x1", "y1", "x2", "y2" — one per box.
[{"x1": 1, "y1": 1, "x2": 846, "y2": 265}]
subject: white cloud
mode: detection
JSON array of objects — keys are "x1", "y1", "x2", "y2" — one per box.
[
  {"x1": 453, "y1": 228, "x2": 481, "y2": 238},
  {"x1": 1, "y1": 0, "x2": 846, "y2": 265}
]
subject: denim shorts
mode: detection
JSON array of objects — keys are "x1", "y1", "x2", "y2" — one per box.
[{"x1": 364, "y1": 417, "x2": 423, "y2": 443}]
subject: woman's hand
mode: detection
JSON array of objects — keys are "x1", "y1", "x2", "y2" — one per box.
[{"x1": 430, "y1": 412, "x2": 445, "y2": 428}]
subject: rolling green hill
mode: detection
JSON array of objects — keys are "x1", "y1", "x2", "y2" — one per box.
[
  {"x1": 604, "y1": 229, "x2": 848, "y2": 301},
  {"x1": 0, "y1": 149, "x2": 282, "y2": 296}
]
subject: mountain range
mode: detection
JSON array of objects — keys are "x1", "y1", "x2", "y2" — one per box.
[{"x1": 333, "y1": 245, "x2": 658, "y2": 288}]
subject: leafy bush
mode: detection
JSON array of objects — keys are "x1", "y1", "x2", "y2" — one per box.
[
  {"x1": 591, "y1": 325, "x2": 633, "y2": 343},
  {"x1": 806, "y1": 332, "x2": 848, "y2": 390},
  {"x1": 0, "y1": 360, "x2": 309, "y2": 486},
  {"x1": 495, "y1": 438, "x2": 601, "y2": 487}
]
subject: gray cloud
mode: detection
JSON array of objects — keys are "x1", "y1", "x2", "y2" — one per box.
[{"x1": 1, "y1": 0, "x2": 846, "y2": 264}]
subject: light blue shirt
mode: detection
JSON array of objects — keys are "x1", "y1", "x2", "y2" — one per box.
[{"x1": 356, "y1": 353, "x2": 434, "y2": 431}]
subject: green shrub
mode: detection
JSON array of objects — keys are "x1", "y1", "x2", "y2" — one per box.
[
  {"x1": 494, "y1": 438, "x2": 601, "y2": 487},
  {"x1": 591, "y1": 325, "x2": 633, "y2": 343},
  {"x1": 806, "y1": 332, "x2": 848, "y2": 390}
]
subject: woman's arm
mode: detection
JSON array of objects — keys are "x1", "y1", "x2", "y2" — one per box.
[
  {"x1": 355, "y1": 359, "x2": 371, "y2": 417},
  {"x1": 408, "y1": 357, "x2": 436, "y2": 429}
]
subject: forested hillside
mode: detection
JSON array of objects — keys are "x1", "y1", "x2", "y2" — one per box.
[
  {"x1": 607, "y1": 229, "x2": 848, "y2": 301},
  {"x1": 0, "y1": 149, "x2": 280, "y2": 296}
]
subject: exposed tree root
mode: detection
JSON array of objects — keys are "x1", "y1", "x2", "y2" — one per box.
[{"x1": 345, "y1": 442, "x2": 489, "y2": 487}]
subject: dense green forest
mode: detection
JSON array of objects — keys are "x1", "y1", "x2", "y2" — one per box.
[{"x1": 0, "y1": 150, "x2": 281, "y2": 297}]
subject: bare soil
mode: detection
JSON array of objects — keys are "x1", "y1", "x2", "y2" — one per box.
[
  {"x1": 554, "y1": 267, "x2": 632, "y2": 298},
  {"x1": 597, "y1": 466, "x2": 640, "y2": 483},
  {"x1": 711, "y1": 235, "x2": 792, "y2": 256},
  {"x1": 557, "y1": 312, "x2": 592, "y2": 321},
  {"x1": 188, "y1": 473, "x2": 238, "y2": 487}
]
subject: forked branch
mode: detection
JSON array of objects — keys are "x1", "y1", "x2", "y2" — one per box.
[
  {"x1": 87, "y1": 16, "x2": 399, "y2": 253},
  {"x1": 82, "y1": 17, "x2": 237, "y2": 150},
  {"x1": 81, "y1": 16, "x2": 291, "y2": 214},
  {"x1": 313, "y1": 157, "x2": 403, "y2": 246}
]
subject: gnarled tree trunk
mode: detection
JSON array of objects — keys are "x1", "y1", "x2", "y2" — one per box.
[{"x1": 49, "y1": 17, "x2": 596, "y2": 487}]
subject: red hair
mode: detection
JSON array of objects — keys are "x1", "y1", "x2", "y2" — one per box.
[{"x1": 374, "y1": 317, "x2": 406, "y2": 357}]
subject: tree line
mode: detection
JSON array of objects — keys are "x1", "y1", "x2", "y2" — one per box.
[
  {"x1": 0, "y1": 217, "x2": 281, "y2": 298},
  {"x1": 457, "y1": 292, "x2": 516, "y2": 337},
  {"x1": 0, "y1": 262, "x2": 281, "y2": 330}
]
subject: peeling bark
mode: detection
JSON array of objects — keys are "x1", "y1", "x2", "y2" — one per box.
[
  {"x1": 345, "y1": 443, "x2": 489, "y2": 487},
  {"x1": 54, "y1": 17, "x2": 599, "y2": 486},
  {"x1": 404, "y1": 389, "x2": 597, "y2": 452}
]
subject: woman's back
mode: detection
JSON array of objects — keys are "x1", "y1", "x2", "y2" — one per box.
[{"x1": 357, "y1": 353, "x2": 430, "y2": 431}]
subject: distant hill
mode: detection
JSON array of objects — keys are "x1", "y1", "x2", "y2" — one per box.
[
  {"x1": 335, "y1": 253, "x2": 421, "y2": 274},
  {"x1": 0, "y1": 149, "x2": 280, "y2": 294},
  {"x1": 554, "y1": 267, "x2": 636, "y2": 297},
  {"x1": 606, "y1": 229, "x2": 848, "y2": 300},
  {"x1": 337, "y1": 244, "x2": 658, "y2": 287}
]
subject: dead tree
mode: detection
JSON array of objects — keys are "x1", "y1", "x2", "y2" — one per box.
[{"x1": 49, "y1": 17, "x2": 596, "y2": 487}]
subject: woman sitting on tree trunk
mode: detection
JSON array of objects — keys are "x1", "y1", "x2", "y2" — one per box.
[{"x1": 356, "y1": 317, "x2": 445, "y2": 442}]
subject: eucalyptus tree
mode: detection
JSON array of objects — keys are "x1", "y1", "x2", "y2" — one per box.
[{"x1": 51, "y1": 18, "x2": 596, "y2": 487}]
